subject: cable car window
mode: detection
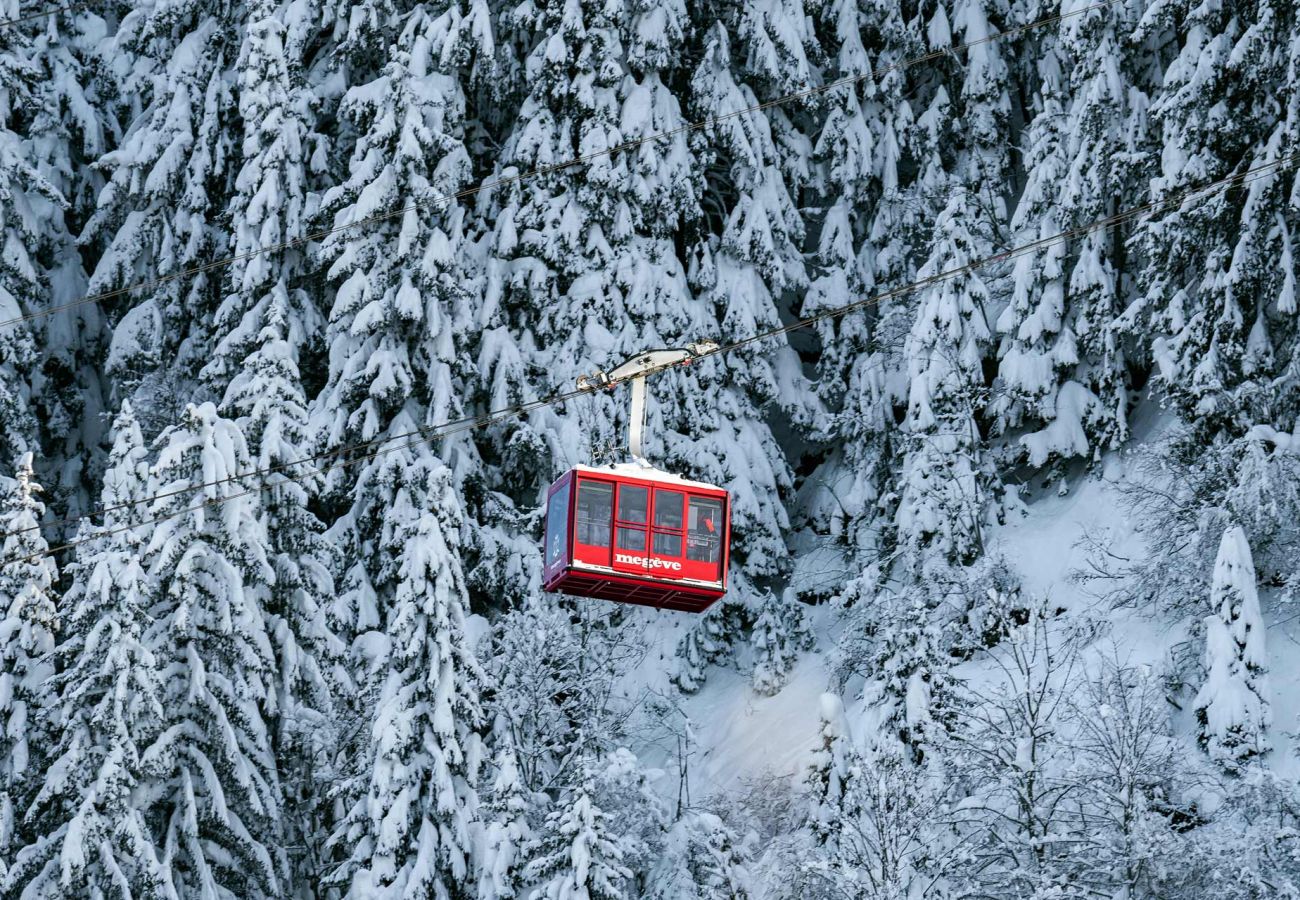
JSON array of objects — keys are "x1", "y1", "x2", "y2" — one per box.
[
  {"x1": 653, "y1": 532, "x2": 682, "y2": 556},
  {"x1": 653, "y1": 490, "x2": 684, "y2": 528},
  {"x1": 687, "y1": 497, "x2": 723, "y2": 564},
  {"x1": 546, "y1": 480, "x2": 571, "y2": 564},
  {"x1": 652, "y1": 490, "x2": 685, "y2": 557},
  {"x1": 617, "y1": 485, "x2": 648, "y2": 525},
  {"x1": 576, "y1": 481, "x2": 613, "y2": 547},
  {"x1": 618, "y1": 526, "x2": 647, "y2": 551}
]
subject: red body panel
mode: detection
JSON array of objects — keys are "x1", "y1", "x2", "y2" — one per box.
[{"x1": 542, "y1": 467, "x2": 730, "y2": 613}]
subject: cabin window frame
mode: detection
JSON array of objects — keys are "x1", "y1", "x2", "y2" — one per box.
[
  {"x1": 651, "y1": 488, "x2": 686, "y2": 559},
  {"x1": 545, "y1": 478, "x2": 572, "y2": 566},
  {"x1": 615, "y1": 483, "x2": 650, "y2": 552},
  {"x1": 572, "y1": 478, "x2": 615, "y2": 570},
  {"x1": 682, "y1": 494, "x2": 725, "y2": 582}
]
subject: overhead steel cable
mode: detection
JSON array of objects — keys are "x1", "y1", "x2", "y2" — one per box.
[
  {"x1": 0, "y1": 2, "x2": 78, "y2": 29},
  {"x1": 4, "y1": 151, "x2": 1296, "y2": 566},
  {"x1": 6, "y1": 146, "x2": 1293, "y2": 541},
  {"x1": 0, "y1": 0, "x2": 1135, "y2": 536},
  {"x1": 0, "y1": 0, "x2": 1125, "y2": 331}
]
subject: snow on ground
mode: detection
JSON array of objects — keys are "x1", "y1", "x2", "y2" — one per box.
[
  {"x1": 682, "y1": 632, "x2": 831, "y2": 798},
  {"x1": 627, "y1": 405, "x2": 1299, "y2": 807},
  {"x1": 1264, "y1": 603, "x2": 1300, "y2": 779},
  {"x1": 990, "y1": 463, "x2": 1134, "y2": 606},
  {"x1": 622, "y1": 458, "x2": 1153, "y2": 803},
  {"x1": 621, "y1": 604, "x2": 832, "y2": 804}
]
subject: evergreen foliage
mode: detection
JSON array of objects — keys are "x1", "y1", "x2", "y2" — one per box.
[{"x1": 0, "y1": 0, "x2": 1298, "y2": 893}]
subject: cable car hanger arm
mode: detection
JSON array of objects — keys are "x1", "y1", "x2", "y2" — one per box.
[{"x1": 575, "y1": 342, "x2": 720, "y2": 462}]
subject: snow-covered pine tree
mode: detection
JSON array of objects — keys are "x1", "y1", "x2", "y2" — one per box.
[
  {"x1": 9, "y1": 403, "x2": 170, "y2": 898},
  {"x1": 137, "y1": 402, "x2": 284, "y2": 896},
  {"x1": 750, "y1": 589, "x2": 813, "y2": 695},
  {"x1": 804, "y1": 693, "x2": 859, "y2": 860},
  {"x1": 1194, "y1": 524, "x2": 1270, "y2": 772},
  {"x1": 0, "y1": 9, "x2": 59, "y2": 468},
  {"x1": 948, "y1": 0, "x2": 1011, "y2": 191},
  {"x1": 995, "y1": 0, "x2": 1151, "y2": 466},
  {"x1": 523, "y1": 757, "x2": 633, "y2": 900},
  {"x1": 326, "y1": 457, "x2": 485, "y2": 898},
  {"x1": 645, "y1": 812, "x2": 751, "y2": 900},
  {"x1": 681, "y1": 22, "x2": 812, "y2": 581},
  {"x1": 895, "y1": 189, "x2": 993, "y2": 567},
  {"x1": 489, "y1": 0, "x2": 812, "y2": 584},
  {"x1": 0, "y1": 454, "x2": 59, "y2": 879},
  {"x1": 205, "y1": 1, "x2": 346, "y2": 880},
  {"x1": 993, "y1": 27, "x2": 1086, "y2": 468},
  {"x1": 85, "y1": 1, "x2": 241, "y2": 422},
  {"x1": 1133, "y1": 0, "x2": 1293, "y2": 434},
  {"x1": 203, "y1": 0, "x2": 320, "y2": 399},
  {"x1": 23, "y1": 4, "x2": 109, "y2": 522},
  {"x1": 479, "y1": 0, "x2": 704, "y2": 489},
  {"x1": 310, "y1": 3, "x2": 482, "y2": 641},
  {"x1": 477, "y1": 729, "x2": 532, "y2": 900},
  {"x1": 653, "y1": 15, "x2": 822, "y2": 687},
  {"x1": 588, "y1": 747, "x2": 666, "y2": 878},
  {"x1": 671, "y1": 600, "x2": 748, "y2": 693},
  {"x1": 798, "y1": 0, "x2": 914, "y2": 573},
  {"x1": 842, "y1": 583, "x2": 962, "y2": 764}
]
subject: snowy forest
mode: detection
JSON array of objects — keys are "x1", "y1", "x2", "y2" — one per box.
[{"x1": 0, "y1": 0, "x2": 1299, "y2": 895}]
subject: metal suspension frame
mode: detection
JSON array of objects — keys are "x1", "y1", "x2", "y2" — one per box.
[{"x1": 577, "y1": 342, "x2": 719, "y2": 462}]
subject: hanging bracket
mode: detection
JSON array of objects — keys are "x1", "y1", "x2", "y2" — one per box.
[{"x1": 577, "y1": 341, "x2": 719, "y2": 462}]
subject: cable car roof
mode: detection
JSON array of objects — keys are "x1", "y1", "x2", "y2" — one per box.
[{"x1": 567, "y1": 463, "x2": 727, "y2": 494}]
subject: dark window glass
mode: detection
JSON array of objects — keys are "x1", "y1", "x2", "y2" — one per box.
[
  {"x1": 546, "y1": 481, "x2": 571, "y2": 564},
  {"x1": 617, "y1": 526, "x2": 646, "y2": 551},
  {"x1": 617, "y1": 485, "x2": 648, "y2": 524},
  {"x1": 687, "y1": 497, "x2": 723, "y2": 564},
  {"x1": 576, "y1": 481, "x2": 612, "y2": 547},
  {"x1": 653, "y1": 532, "x2": 682, "y2": 556},
  {"x1": 653, "y1": 490, "x2": 684, "y2": 528}
]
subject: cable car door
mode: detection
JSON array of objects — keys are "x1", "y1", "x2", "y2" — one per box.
[{"x1": 612, "y1": 483, "x2": 651, "y2": 576}]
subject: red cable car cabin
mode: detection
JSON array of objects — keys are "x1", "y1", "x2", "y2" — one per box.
[{"x1": 542, "y1": 464, "x2": 730, "y2": 613}]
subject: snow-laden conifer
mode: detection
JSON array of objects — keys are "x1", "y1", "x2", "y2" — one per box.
[
  {"x1": 1133, "y1": 0, "x2": 1290, "y2": 431},
  {"x1": 1194, "y1": 524, "x2": 1270, "y2": 772},
  {"x1": 210, "y1": 4, "x2": 346, "y2": 878},
  {"x1": 682, "y1": 24, "x2": 812, "y2": 580},
  {"x1": 480, "y1": 0, "x2": 705, "y2": 494},
  {"x1": 523, "y1": 758, "x2": 632, "y2": 900},
  {"x1": 750, "y1": 589, "x2": 813, "y2": 696},
  {"x1": 10, "y1": 403, "x2": 170, "y2": 898},
  {"x1": 799, "y1": 0, "x2": 913, "y2": 570},
  {"x1": 477, "y1": 730, "x2": 532, "y2": 900},
  {"x1": 0, "y1": 11, "x2": 57, "y2": 466},
  {"x1": 326, "y1": 457, "x2": 485, "y2": 897},
  {"x1": 85, "y1": 2, "x2": 240, "y2": 414},
  {"x1": 204, "y1": 0, "x2": 321, "y2": 398},
  {"x1": 896, "y1": 191, "x2": 993, "y2": 566},
  {"x1": 310, "y1": 3, "x2": 485, "y2": 660},
  {"x1": 645, "y1": 811, "x2": 751, "y2": 900},
  {"x1": 24, "y1": 5, "x2": 107, "y2": 508},
  {"x1": 996, "y1": 0, "x2": 1150, "y2": 464},
  {"x1": 671, "y1": 601, "x2": 747, "y2": 694},
  {"x1": 138, "y1": 402, "x2": 284, "y2": 897},
  {"x1": 804, "y1": 693, "x2": 858, "y2": 858},
  {"x1": 0, "y1": 454, "x2": 58, "y2": 878}
]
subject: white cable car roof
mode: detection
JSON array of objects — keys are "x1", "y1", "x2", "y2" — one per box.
[{"x1": 569, "y1": 462, "x2": 726, "y2": 493}]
